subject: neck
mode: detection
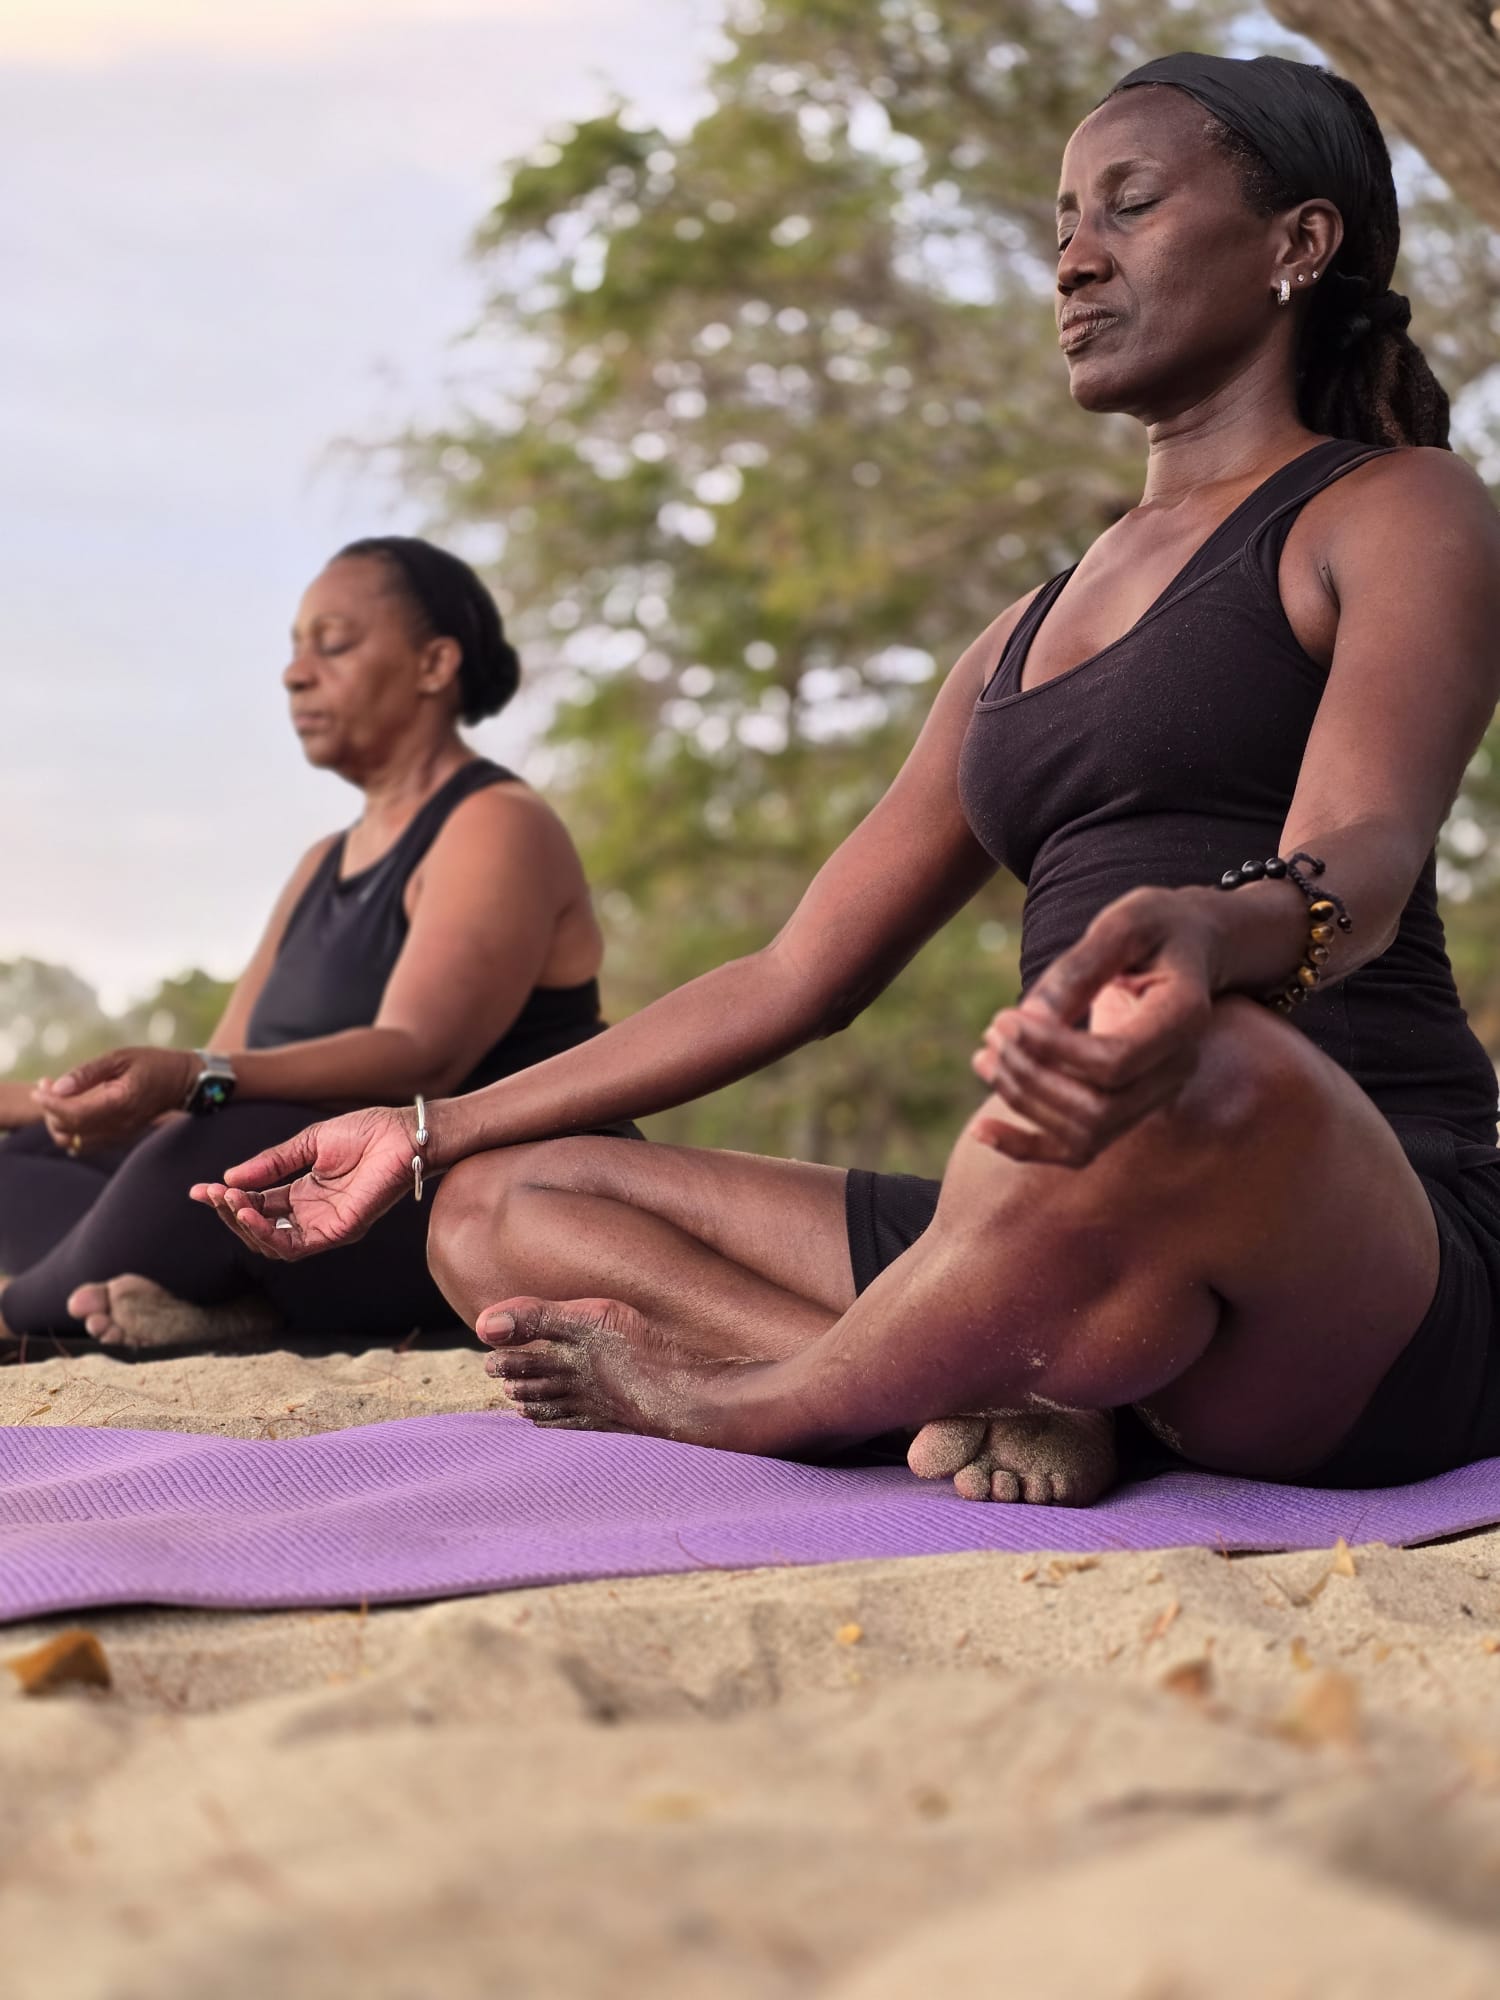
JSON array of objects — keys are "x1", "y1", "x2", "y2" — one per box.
[
  {"x1": 1138, "y1": 363, "x2": 1316, "y2": 509},
  {"x1": 352, "y1": 732, "x2": 473, "y2": 831}
]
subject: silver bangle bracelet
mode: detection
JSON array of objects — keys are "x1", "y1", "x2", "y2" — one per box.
[{"x1": 411, "y1": 1093, "x2": 430, "y2": 1203}]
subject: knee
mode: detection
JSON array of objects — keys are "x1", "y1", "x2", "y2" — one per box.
[
  {"x1": 426, "y1": 1141, "x2": 581, "y2": 1299},
  {"x1": 428, "y1": 1151, "x2": 525, "y2": 1295}
]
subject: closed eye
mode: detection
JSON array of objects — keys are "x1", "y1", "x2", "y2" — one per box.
[{"x1": 1057, "y1": 197, "x2": 1158, "y2": 256}]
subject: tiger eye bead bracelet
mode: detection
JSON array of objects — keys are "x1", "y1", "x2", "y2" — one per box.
[{"x1": 1217, "y1": 851, "x2": 1353, "y2": 1014}]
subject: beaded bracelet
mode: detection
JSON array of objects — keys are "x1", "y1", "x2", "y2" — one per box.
[{"x1": 1216, "y1": 851, "x2": 1353, "y2": 1014}]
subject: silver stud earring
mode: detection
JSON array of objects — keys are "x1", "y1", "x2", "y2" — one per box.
[{"x1": 1277, "y1": 277, "x2": 1291, "y2": 307}]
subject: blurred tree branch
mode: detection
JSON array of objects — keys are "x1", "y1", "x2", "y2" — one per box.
[{"x1": 1267, "y1": 0, "x2": 1500, "y2": 227}]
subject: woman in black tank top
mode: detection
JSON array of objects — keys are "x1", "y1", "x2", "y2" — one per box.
[
  {"x1": 1, "y1": 538, "x2": 627, "y2": 1351},
  {"x1": 202, "y1": 57, "x2": 1500, "y2": 1502}
]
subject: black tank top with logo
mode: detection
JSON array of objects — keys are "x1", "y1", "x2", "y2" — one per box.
[{"x1": 245, "y1": 759, "x2": 605, "y2": 1092}]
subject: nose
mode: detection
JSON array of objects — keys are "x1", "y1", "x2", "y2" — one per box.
[
  {"x1": 283, "y1": 648, "x2": 315, "y2": 693},
  {"x1": 1057, "y1": 210, "x2": 1113, "y2": 298}
]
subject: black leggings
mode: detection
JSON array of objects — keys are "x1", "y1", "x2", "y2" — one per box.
[{"x1": 0, "y1": 1105, "x2": 457, "y2": 1341}]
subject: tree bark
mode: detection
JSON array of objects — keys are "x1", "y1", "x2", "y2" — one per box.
[{"x1": 1267, "y1": 1, "x2": 1500, "y2": 228}]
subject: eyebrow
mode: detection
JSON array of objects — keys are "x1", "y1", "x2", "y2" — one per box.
[
  {"x1": 1056, "y1": 156, "x2": 1162, "y2": 214},
  {"x1": 290, "y1": 614, "x2": 354, "y2": 639}
]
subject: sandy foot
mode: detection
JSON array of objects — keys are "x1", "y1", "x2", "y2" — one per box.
[
  {"x1": 907, "y1": 1408, "x2": 1118, "y2": 1504},
  {"x1": 480, "y1": 1294, "x2": 693, "y2": 1433},
  {"x1": 63, "y1": 1274, "x2": 283, "y2": 1352}
]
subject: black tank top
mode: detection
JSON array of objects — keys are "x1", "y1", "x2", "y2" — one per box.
[
  {"x1": 958, "y1": 439, "x2": 1500, "y2": 1151},
  {"x1": 245, "y1": 758, "x2": 606, "y2": 1093}
]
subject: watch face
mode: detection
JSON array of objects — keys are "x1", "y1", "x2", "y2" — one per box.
[{"x1": 202, "y1": 1078, "x2": 232, "y2": 1110}]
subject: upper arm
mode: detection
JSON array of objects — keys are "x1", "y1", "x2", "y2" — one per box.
[
  {"x1": 211, "y1": 835, "x2": 339, "y2": 1049},
  {"x1": 373, "y1": 787, "x2": 577, "y2": 1090},
  {"x1": 1286, "y1": 449, "x2": 1500, "y2": 869},
  {"x1": 765, "y1": 590, "x2": 1040, "y2": 1019}
]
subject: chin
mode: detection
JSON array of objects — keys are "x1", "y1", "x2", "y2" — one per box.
[{"x1": 1065, "y1": 358, "x2": 1136, "y2": 414}]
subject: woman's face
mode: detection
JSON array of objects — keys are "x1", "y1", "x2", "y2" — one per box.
[
  {"x1": 284, "y1": 557, "x2": 455, "y2": 775},
  {"x1": 1054, "y1": 87, "x2": 1291, "y2": 423}
]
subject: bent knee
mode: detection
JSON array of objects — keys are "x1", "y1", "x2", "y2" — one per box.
[{"x1": 426, "y1": 1138, "x2": 606, "y2": 1291}]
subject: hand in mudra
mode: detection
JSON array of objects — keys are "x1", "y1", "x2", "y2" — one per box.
[
  {"x1": 35, "y1": 1046, "x2": 195, "y2": 1151},
  {"x1": 971, "y1": 887, "x2": 1216, "y2": 1168},
  {"x1": 190, "y1": 1106, "x2": 418, "y2": 1260}
]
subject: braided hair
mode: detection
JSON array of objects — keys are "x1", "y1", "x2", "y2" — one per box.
[
  {"x1": 1113, "y1": 54, "x2": 1450, "y2": 451},
  {"x1": 338, "y1": 535, "x2": 521, "y2": 724}
]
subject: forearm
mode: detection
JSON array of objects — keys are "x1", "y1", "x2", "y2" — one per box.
[
  {"x1": 426, "y1": 946, "x2": 840, "y2": 1168},
  {"x1": 229, "y1": 1027, "x2": 451, "y2": 1109},
  {"x1": 1195, "y1": 818, "x2": 1418, "y2": 998},
  {"x1": 0, "y1": 1079, "x2": 41, "y2": 1130}
]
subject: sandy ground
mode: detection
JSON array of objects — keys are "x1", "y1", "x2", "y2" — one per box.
[{"x1": 5, "y1": 1343, "x2": 1500, "y2": 1998}]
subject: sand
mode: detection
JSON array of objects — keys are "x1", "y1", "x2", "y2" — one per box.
[{"x1": 5, "y1": 1342, "x2": 1500, "y2": 1998}]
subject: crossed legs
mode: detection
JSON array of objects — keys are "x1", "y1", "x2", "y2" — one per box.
[{"x1": 427, "y1": 999, "x2": 1440, "y2": 1487}]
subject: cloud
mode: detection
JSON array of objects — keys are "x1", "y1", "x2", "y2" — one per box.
[{"x1": 0, "y1": 0, "x2": 572, "y2": 66}]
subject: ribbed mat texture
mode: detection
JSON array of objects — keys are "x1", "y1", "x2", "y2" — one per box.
[{"x1": 4, "y1": 1413, "x2": 1500, "y2": 1621}]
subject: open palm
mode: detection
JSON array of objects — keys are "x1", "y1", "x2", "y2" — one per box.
[{"x1": 189, "y1": 1106, "x2": 418, "y2": 1260}]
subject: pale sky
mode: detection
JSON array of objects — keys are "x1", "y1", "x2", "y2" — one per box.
[{"x1": 0, "y1": 0, "x2": 713, "y2": 1008}]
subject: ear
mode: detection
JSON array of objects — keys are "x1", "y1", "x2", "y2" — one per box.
[
  {"x1": 418, "y1": 636, "x2": 464, "y2": 702},
  {"x1": 1272, "y1": 198, "x2": 1344, "y2": 294}
]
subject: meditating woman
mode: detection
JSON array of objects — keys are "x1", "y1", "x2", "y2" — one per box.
[
  {"x1": 0, "y1": 537, "x2": 614, "y2": 1351},
  {"x1": 195, "y1": 54, "x2": 1500, "y2": 1503}
]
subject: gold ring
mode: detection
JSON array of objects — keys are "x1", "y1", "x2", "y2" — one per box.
[{"x1": 67, "y1": 1134, "x2": 82, "y2": 1157}]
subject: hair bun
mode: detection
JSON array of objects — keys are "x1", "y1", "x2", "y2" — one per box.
[
  {"x1": 1367, "y1": 288, "x2": 1413, "y2": 333},
  {"x1": 1335, "y1": 286, "x2": 1411, "y2": 352}
]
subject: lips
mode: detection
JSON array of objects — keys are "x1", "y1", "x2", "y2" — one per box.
[{"x1": 1058, "y1": 309, "x2": 1119, "y2": 353}]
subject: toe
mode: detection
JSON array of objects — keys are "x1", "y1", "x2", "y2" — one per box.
[
  {"x1": 1021, "y1": 1469, "x2": 1056, "y2": 1505},
  {"x1": 952, "y1": 1460, "x2": 995, "y2": 1502},
  {"x1": 988, "y1": 1466, "x2": 1023, "y2": 1503},
  {"x1": 494, "y1": 1339, "x2": 570, "y2": 1378},
  {"x1": 476, "y1": 1296, "x2": 547, "y2": 1345},
  {"x1": 907, "y1": 1415, "x2": 989, "y2": 1481},
  {"x1": 67, "y1": 1282, "x2": 108, "y2": 1321},
  {"x1": 506, "y1": 1378, "x2": 570, "y2": 1405}
]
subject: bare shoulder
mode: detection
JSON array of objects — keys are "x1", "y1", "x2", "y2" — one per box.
[
  {"x1": 423, "y1": 776, "x2": 583, "y2": 879},
  {"x1": 1329, "y1": 444, "x2": 1500, "y2": 549}
]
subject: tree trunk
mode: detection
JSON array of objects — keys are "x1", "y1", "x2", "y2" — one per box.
[{"x1": 1267, "y1": 1, "x2": 1500, "y2": 228}]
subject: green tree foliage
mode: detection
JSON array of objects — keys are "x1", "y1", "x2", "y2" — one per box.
[
  {"x1": 394, "y1": 0, "x2": 1500, "y2": 1171},
  {"x1": 0, "y1": 961, "x2": 232, "y2": 1086}
]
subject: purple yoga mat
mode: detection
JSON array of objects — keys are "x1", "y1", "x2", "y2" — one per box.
[{"x1": 4, "y1": 1413, "x2": 1500, "y2": 1622}]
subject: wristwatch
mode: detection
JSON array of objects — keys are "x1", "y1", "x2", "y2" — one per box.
[{"x1": 183, "y1": 1050, "x2": 237, "y2": 1116}]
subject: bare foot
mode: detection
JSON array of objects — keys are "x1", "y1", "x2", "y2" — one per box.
[
  {"x1": 65, "y1": 1274, "x2": 283, "y2": 1352},
  {"x1": 907, "y1": 1407, "x2": 1117, "y2": 1504},
  {"x1": 479, "y1": 1294, "x2": 739, "y2": 1441}
]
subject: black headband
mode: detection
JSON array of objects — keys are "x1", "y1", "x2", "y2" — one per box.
[{"x1": 1114, "y1": 53, "x2": 1407, "y2": 342}]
